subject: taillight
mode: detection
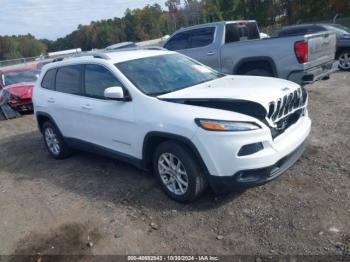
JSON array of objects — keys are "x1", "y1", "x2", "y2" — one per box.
[
  {"x1": 294, "y1": 41, "x2": 308, "y2": 63},
  {"x1": 0, "y1": 96, "x2": 3, "y2": 103}
]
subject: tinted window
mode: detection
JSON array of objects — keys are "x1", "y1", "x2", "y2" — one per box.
[
  {"x1": 225, "y1": 22, "x2": 260, "y2": 43},
  {"x1": 41, "y1": 69, "x2": 56, "y2": 90},
  {"x1": 165, "y1": 27, "x2": 215, "y2": 51},
  {"x1": 84, "y1": 64, "x2": 122, "y2": 99},
  {"x1": 189, "y1": 27, "x2": 215, "y2": 48},
  {"x1": 165, "y1": 31, "x2": 191, "y2": 51},
  {"x1": 116, "y1": 54, "x2": 223, "y2": 96},
  {"x1": 56, "y1": 65, "x2": 81, "y2": 95}
]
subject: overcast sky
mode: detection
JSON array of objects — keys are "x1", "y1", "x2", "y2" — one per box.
[{"x1": 0, "y1": 0, "x2": 165, "y2": 40}]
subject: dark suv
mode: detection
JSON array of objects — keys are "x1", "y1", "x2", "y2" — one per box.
[{"x1": 275, "y1": 23, "x2": 350, "y2": 70}]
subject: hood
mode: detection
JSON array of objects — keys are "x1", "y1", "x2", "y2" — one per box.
[
  {"x1": 4, "y1": 82, "x2": 34, "y2": 99},
  {"x1": 158, "y1": 75, "x2": 300, "y2": 110},
  {"x1": 158, "y1": 75, "x2": 301, "y2": 119}
]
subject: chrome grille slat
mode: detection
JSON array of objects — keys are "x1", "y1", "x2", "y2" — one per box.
[
  {"x1": 272, "y1": 99, "x2": 281, "y2": 121},
  {"x1": 267, "y1": 87, "x2": 307, "y2": 126},
  {"x1": 268, "y1": 102, "x2": 275, "y2": 118},
  {"x1": 278, "y1": 95, "x2": 287, "y2": 118}
]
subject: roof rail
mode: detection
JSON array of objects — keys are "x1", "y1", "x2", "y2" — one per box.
[
  {"x1": 103, "y1": 46, "x2": 167, "y2": 53},
  {"x1": 140, "y1": 46, "x2": 167, "y2": 51},
  {"x1": 50, "y1": 47, "x2": 166, "y2": 63},
  {"x1": 51, "y1": 51, "x2": 111, "y2": 63}
]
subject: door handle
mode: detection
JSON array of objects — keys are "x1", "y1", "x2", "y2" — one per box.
[
  {"x1": 207, "y1": 51, "x2": 215, "y2": 56},
  {"x1": 81, "y1": 104, "x2": 92, "y2": 110},
  {"x1": 47, "y1": 98, "x2": 55, "y2": 103}
]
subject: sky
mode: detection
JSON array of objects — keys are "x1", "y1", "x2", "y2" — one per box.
[{"x1": 0, "y1": 0, "x2": 165, "y2": 40}]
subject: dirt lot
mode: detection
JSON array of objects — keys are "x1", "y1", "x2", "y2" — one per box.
[{"x1": 0, "y1": 72, "x2": 349, "y2": 258}]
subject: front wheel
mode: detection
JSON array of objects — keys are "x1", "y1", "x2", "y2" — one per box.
[
  {"x1": 338, "y1": 51, "x2": 350, "y2": 70},
  {"x1": 153, "y1": 141, "x2": 208, "y2": 203}
]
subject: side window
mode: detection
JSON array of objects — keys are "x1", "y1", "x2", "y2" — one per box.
[
  {"x1": 225, "y1": 23, "x2": 259, "y2": 43},
  {"x1": 189, "y1": 27, "x2": 215, "y2": 48},
  {"x1": 165, "y1": 31, "x2": 190, "y2": 51},
  {"x1": 84, "y1": 64, "x2": 122, "y2": 99},
  {"x1": 226, "y1": 24, "x2": 239, "y2": 43},
  {"x1": 55, "y1": 65, "x2": 82, "y2": 95},
  {"x1": 41, "y1": 68, "x2": 56, "y2": 90}
]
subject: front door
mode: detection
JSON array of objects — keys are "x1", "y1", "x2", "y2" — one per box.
[{"x1": 79, "y1": 64, "x2": 136, "y2": 156}]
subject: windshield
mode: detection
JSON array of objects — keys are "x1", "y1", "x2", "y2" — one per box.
[
  {"x1": 4, "y1": 70, "x2": 40, "y2": 86},
  {"x1": 115, "y1": 54, "x2": 224, "y2": 96}
]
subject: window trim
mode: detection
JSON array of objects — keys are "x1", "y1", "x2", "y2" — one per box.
[{"x1": 165, "y1": 26, "x2": 217, "y2": 51}]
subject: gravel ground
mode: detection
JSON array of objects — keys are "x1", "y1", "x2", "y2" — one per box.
[{"x1": 0, "y1": 72, "x2": 349, "y2": 258}]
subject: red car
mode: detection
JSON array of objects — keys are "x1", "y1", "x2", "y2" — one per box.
[{"x1": 0, "y1": 63, "x2": 40, "y2": 111}]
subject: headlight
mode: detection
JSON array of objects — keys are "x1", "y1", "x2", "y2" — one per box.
[{"x1": 195, "y1": 119, "x2": 261, "y2": 131}]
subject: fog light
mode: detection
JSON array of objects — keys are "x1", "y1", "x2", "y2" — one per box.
[{"x1": 238, "y1": 142, "x2": 264, "y2": 156}]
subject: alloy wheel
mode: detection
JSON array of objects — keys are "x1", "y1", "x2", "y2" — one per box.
[
  {"x1": 44, "y1": 127, "x2": 60, "y2": 155},
  {"x1": 158, "y1": 152, "x2": 189, "y2": 196}
]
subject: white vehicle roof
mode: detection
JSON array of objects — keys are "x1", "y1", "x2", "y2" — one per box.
[
  {"x1": 106, "y1": 50, "x2": 174, "y2": 63},
  {"x1": 42, "y1": 49, "x2": 174, "y2": 71}
]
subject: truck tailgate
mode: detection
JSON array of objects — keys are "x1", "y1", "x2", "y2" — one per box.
[{"x1": 305, "y1": 31, "x2": 336, "y2": 69}]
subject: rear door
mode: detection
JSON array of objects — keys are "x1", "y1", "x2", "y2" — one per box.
[
  {"x1": 50, "y1": 64, "x2": 86, "y2": 140},
  {"x1": 164, "y1": 27, "x2": 220, "y2": 70}
]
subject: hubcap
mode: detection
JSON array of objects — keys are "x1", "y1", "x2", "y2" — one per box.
[
  {"x1": 44, "y1": 127, "x2": 60, "y2": 155},
  {"x1": 158, "y1": 153, "x2": 189, "y2": 196},
  {"x1": 339, "y1": 53, "x2": 350, "y2": 70}
]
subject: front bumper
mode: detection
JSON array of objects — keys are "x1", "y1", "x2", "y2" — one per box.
[
  {"x1": 288, "y1": 60, "x2": 339, "y2": 85},
  {"x1": 207, "y1": 140, "x2": 306, "y2": 193},
  {"x1": 192, "y1": 115, "x2": 311, "y2": 193}
]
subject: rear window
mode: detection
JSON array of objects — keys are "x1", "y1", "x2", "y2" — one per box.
[
  {"x1": 55, "y1": 65, "x2": 81, "y2": 95},
  {"x1": 41, "y1": 69, "x2": 56, "y2": 90},
  {"x1": 225, "y1": 22, "x2": 260, "y2": 43},
  {"x1": 165, "y1": 27, "x2": 215, "y2": 51}
]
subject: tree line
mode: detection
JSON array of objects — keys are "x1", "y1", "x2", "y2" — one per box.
[{"x1": 1, "y1": 0, "x2": 349, "y2": 60}]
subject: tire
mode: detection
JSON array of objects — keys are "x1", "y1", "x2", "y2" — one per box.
[
  {"x1": 153, "y1": 141, "x2": 208, "y2": 203},
  {"x1": 338, "y1": 51, "x2": 350, "y2": 71},
  {"x1": 42, "y1": 121, "x2": 72, "y2": 159},
  {"x1": 243, "y1": 68, "x2": 273, "y2": 77}
]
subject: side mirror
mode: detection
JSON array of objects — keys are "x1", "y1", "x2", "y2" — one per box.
[{"x1": 104, "y1": 86, "x2": 125, "y2": 100}]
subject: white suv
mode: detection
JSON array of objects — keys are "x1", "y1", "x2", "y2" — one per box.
[{"x1": 33, "y1": 50, "x2": 311, "y2": 202}]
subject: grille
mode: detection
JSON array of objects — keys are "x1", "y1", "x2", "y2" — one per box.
[
  {"x1": 267, "y1": 87, "x2": 307, "y2": 123},
  {"x1": 267, "y1": 87, "x2": 308, "y2": 138}
]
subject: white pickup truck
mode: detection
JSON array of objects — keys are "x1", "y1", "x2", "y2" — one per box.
[{"x1": 164, "y1": 20, "x2": 338, "y2": 85}]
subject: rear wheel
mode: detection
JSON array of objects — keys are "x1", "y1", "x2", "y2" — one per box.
[
  {"x1": 153, "y1": 141, "x2": 208, "y2": 203},
  {"x1": 338, "y1": 51, "x2": 350, "y2": 70},
  {"x1": 42, "y1": 122, "x2": 72, "y2": 159}
]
